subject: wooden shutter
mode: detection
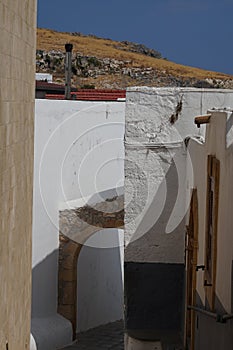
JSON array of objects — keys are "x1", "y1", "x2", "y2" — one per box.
[{"x1": 204, "y1": 155, "x2": 220, "y2": 310}]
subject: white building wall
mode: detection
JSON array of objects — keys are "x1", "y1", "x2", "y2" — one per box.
[
  {"x1": 125, "y1": 87, "x2": 233, "y2": 263},
  {"x1": 124, "y1": 87, "x2": 233, "y2": 348},
  {"x1": 35, "y1": 73, "x2": 53, "y2": 82},
  {"x1": 186, "y1": 110, "x2": 233, "y2": 350},
  {"x1": 32, "y1": 99, "x2": 125, "y2": 348},
  {"x1": 187, "y1": 110, "x2": 233, "y2": 313}
]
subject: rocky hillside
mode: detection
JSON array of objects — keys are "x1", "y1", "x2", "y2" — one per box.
[{"x1": 37, "y1": 28, "x2": 233, "y2": 89}]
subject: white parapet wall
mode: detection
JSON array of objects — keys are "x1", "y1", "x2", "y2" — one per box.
[
  {"x1": 32, "y1": 99, "x2": 125, "y2": 349},
  {"x1": 35, "y1": 73, "x2": 53, "y2": 82}
]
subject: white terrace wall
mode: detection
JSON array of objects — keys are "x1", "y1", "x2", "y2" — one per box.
[
  {"x1": 124, "y1": 87, "x2": 233, "y2": 347},
  {"x1": 0, "y1": 0, "x2": 36, "y2": 349},
  {"x1": 31, "y1": 100, "x2": 125, "y2": 349}
]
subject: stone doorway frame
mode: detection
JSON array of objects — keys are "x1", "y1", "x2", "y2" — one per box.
[{"x1": 57, "y1": 195, "x2": 124, "y2": 338}]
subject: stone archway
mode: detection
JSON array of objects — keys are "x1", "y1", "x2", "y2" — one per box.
[
  {"x1": 58, "y1": 235, "x2": 82, "y2": 338},
  {"x1": 57, "y1": 194, "x2": 124, "y2": 338}
]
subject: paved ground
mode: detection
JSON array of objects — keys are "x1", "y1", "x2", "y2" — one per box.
[{"x1": 61, "y1": 320, "x2": 124, "y2": 350}]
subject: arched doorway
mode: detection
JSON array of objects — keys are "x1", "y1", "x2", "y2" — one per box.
[{"x1": 57, "y1": 194, "x2": 124, "y2": 339}]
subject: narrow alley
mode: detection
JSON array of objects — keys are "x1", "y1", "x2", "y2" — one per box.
[{"x1": 61, "y1": 321, "x2": 124, "y2": 350}]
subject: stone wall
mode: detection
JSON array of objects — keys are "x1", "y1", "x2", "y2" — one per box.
[
  {"x1": 59, "y1": 195, "x2": 124, "y2": 244},
  {"x1": 36, "y1": 49, "x2": 233, "y2": 90},
  {"x1": 0, "y1": 0, "x2": 36, "y2": 349},
  {"x1": 58, "y1": 235, "x2": 82, "y2": 338}
]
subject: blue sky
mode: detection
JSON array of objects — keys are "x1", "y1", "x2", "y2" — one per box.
[{"x1": 37, "y1": 0, "x2": 233, "y2": 75}]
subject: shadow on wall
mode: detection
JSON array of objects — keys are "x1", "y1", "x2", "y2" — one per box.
[
  {"x1": 31, "y1": 231, "x2": 124, "y2": 348},
  {"x1": 125, "y1": 157, "x2": 186, "y2": 261},
  {"x1": 32, "y1": 250, "x2": 59, "y2": 317},
  {"x1": 125, "y1": 159, "x2": 186, "y2": 345},
  {"x1": 31, "y1": 250, "x2": 73, "y2": 350},
  {"x1": 77, "y1": 229, "x2": 124, "y2": 333}
]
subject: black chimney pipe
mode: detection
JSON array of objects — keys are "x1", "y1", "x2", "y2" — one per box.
[{"x1": 65, "y1": 43, "x2": 73, "y2": 99}]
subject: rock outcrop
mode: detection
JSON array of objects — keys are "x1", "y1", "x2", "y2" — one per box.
[{"x1": 36, "y1": 30, "x2": 233, "y2": 89}]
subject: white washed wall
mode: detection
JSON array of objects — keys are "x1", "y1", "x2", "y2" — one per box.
[
  {"x1": 125, "y1": 87, "x2": 233, "y2": 263},
  {"x1": 187, "y1": 110, "x2": 233, "y2": 312},
  {"x1": 31, "y1": 99, "x2": 125, "y2": 349}
]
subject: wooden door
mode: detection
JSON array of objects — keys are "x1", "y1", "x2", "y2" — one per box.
[{"x1": 186, "y1": 189, "x2": 198, "y2": 350}]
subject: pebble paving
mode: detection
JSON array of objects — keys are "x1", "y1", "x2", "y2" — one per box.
[{"x1": 61, "y1": 321, "x2": 124, "y2": 350}]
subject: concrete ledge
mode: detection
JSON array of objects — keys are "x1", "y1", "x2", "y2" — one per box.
[
  {"x1": 31, "y1": 314, "x2": 72, "y2": 350},
  {"x1": 125, "y1": 335, "x2": 162, "y2": 350}
]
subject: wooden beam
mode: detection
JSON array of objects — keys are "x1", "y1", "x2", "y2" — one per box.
[{"x1": 194, "y1": 114, "x2": 211, "y2": 128}]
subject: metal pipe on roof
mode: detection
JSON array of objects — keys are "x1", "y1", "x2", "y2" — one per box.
[{"x1": 65, "y1": 43, "x2": 73, "y2": 100}]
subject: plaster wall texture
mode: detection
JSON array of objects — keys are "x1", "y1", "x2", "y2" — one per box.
[
  {"x1": 187, "y1": 110, "x2": 233, "y2": 313},
  {"x1": 77, "y1": 228, "x2": 124, "y2": 332},
  {"x1": 0, "y1": 0, "x2": 36, "y2": 349},
  {"x1": 32, "y1": 100, "x2": 124, "y2": 346},
  {"x1": 33, "y1": 99, "x2": 124, "y2": 306},
  {"x1": 124, "y1": 87, "x2": 233, "y2": 263}
]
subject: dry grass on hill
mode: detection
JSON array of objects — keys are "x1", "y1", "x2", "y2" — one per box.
[{"x1": 37, "y1": 28, "x2": 232, "y2": 82}]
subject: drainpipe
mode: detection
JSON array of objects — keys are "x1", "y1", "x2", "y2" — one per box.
[{"x1": 65, "y1": 43, "x2": 73, "y2": 100}]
